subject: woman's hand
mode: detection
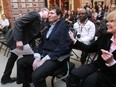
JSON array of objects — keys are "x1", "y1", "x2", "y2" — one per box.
[
  {"x1": 101, "y1": 49, "x2": 115, "y2": 65},
  {"x1": 69, "y1": 30, "x2": 76, "y2": 43}
]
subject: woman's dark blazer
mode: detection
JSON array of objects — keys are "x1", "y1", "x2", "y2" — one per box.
[{"x1": 73, "y1": 32, "x2": 116, "y2": 85}]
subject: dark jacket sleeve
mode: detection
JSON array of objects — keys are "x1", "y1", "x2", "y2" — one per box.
[
  {"x1": 72, "y1": 33, "x2": 106, "y2": 53},
  {"x1": 13, "y1": 11, "x2": 40, "y2": 41},
  {"x1": 48, "y1": 22, "x2": 72, "y2": 61}
]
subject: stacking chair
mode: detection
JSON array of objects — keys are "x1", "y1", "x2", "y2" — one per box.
[
  {"x1": 85, "y1": 52, "x2": 98, "y2": 64},
  {"x1": 51, "y1": 53, "x2": 75, "y2": 87},
  {"x1": 0, "y1": 38, "x2": 10, "y2": 57},
  {"x1": 71, "y1": 49, "x2": 97, "y2": 64}
]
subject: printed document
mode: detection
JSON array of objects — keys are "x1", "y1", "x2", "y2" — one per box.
[{"x1": 11, "y1": 44, "x2": 34, "y2": 57}]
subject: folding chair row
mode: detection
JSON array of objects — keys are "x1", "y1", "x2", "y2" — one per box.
[{"x1": 0, "y1": 38, "x2": 10, "y2": 57}]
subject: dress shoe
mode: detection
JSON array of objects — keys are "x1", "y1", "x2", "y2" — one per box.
[{"x1": 1, "y1": 77, "x2": 17, "y2": 84}]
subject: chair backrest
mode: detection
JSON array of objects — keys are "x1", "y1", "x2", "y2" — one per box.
[
  {"x1": 94, "y1": 20, "x2": 107, "y2": 37},
  {"x1": 51, "y1": 53, "x2": 75, "y2": 87}
]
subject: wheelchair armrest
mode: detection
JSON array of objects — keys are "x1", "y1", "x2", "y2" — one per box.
[{"x1": 57, "y1": 53, "x2": 71, "y2": 62}]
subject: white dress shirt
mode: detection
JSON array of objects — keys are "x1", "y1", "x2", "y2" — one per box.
[
  {"x1": 73, "y1": 19, "x2": 96, "y2": 45},
  {"x1": 0, "y1": 19, "x2": 9, "y2": 27}
]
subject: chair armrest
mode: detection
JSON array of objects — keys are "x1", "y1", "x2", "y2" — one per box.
[{"x1": 57, "y1": 53, "x2": 71, "y2": 62}]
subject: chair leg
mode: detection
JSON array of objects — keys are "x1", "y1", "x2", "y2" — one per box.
[
  {"x1": 86, "y1": 54, "x2": 91, "y2": 64},
  {"x1": 51, "y1": 76, "x2": 55, "y2": 87},
  {"x1": 4, "y1": 46, "x2": 9, "y2": 56},
  {"x1": 0, "y1": 43, "x2": 3, "y2": 51},
  {"x1": 0, "y1": 42, "x2": 10, "y2": 57},
  {"x1": 6, "y1": 48, "x2": 10, "y2": 57},
  {"x1": 86, "y1": 53, "x2": 97, "y2": 64}
]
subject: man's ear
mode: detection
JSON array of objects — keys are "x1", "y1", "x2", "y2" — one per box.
[{"x1": 58, "y1": 15, "x2": 61, "y2": 19}]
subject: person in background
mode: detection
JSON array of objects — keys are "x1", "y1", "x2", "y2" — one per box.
[
  {"x1": 68, "y1": 10, "x2": 116, "y2": 87},
  {"x1": 18, "y1": 13, "x2": 23, "y2": 18},
  {"x1": 0, "y1": 14, "x2": 10, "y2": 35},
  {"x1": 1, "y1": 8, "x2": 49, "y2": 84},
  {"x1": 86, "y1": 7, "x2": 92, "y2": 21},
  {"x1": 84, "y1": 3, "x2": 91, "y2": 10},
  {"x1": 16, "y1": 6, "x2": 71, "y2": 87},
  {"x1": 62, "y1": 9, "x2": 68, "y2": 19},
  {"x1": 97, "y1": 7, "x2": 104, "y2": 21},
  {"x1": 91, "y1": 8, "x2": 98, "y2": 23},
  {"x1": 65, "y1": 10, "x2": 75, "y2": 28},
  {"x1": 73, "y1": 8, "x2": 95, "y2": 65}
]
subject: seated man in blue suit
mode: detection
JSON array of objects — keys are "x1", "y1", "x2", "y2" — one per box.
[{"x1": 17, "y1": 6, "x2": 72, "y2": 87}]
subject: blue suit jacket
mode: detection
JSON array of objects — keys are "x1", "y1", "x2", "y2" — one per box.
[{"x1": 37, "y1": 18, "x2": 72, "y2": 61}]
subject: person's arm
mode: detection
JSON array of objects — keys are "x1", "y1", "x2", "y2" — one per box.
[
  {"x1": 69, "y1": 28, "x2": 99, "y2": 53},
  {"x1": 101, "y1": 49, "x2": 116, "y2": 66},
  {"x1": 13, "y1": 11, "x2": 40, "y2": 42},
  {"x1": 13, "y1": 11, "x2": 40, "y2": 49},
  {"x1": 48, "y1": 22, "x2": 72, "y2": 61},
  {"x1": 101, "y1": 49, "x2": 116, "y2": 74}
]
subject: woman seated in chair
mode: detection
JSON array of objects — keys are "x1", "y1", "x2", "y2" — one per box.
[{"x1": 68, "y1": 10, "x2": 116, "y2": 87}]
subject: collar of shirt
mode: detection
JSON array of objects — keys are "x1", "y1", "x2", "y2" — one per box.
[
  {"x1": 77, "y1": 19, "x2": 88, "y2": 26},
  {"x1": 46, "y1": 21, "x2": 57, "y2": 38},
  {"x1": 111, "y1": 35, "x2": 116, "y2": 45},
  {"x1": 110, "y1": 35, "x2": 116, "y2": 53}
]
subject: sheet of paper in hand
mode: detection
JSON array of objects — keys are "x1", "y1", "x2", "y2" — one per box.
[{"x1": 11, "y1": 44, "x2": 34, "y2": 57}]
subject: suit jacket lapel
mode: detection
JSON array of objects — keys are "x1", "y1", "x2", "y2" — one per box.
[{"x1": 48, "y1": 20, "x2": 61, "y2": 39}]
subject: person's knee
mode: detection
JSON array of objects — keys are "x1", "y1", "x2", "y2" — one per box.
[
  {"x1": 32, "y1": 69, "x2": 45, "y2": 83},
  {"x1": 32, "y1": 70, "x2": 41, "y2": 82},
  {"x1": 81, "y1": 72, "x2": 97, "y2": 87},
  {"x1": 17, "y1": 58, "x2": 23, "y2": 68},
  {"x1": 17, "y1": 58, "x2": 27, "y2": 69}
]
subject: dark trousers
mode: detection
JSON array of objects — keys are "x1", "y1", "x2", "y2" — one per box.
[
  {"x1": 32, "y1": 60, "x2": 62, "y2": 87},
  {"x1": 17, "y1": 55, "x2": 62, "y2": 87},
  {"x1": 69, "y1": 65, "x2": 97, "y2": 87},
  {"x1": 2, "y1": 52, "x2": 18, "y2": 80},
  {"x1": 69, "y1": 64, "x2": 115, "y2": 87},
  {"x1": 17, "y1": 55, "x2": 34, "y2": 85}
]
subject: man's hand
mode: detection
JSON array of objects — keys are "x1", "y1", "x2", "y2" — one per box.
[
  {"x1": 101, "y1": 49, "x2": 115, "y2": 65},
  {"x1": 16, "y1": 41, "x2": 23, "y2": 50},
  {"x1": 32, "y1": 55, "x2": 50, "y2": 70},
  {"x1": 32, "y1": 58, "x2": 41, "y2": 70}
]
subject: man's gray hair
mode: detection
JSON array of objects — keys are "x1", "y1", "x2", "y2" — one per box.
[{"x1": 40, "y1": 8, "x2": 49, "y2": 12}]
